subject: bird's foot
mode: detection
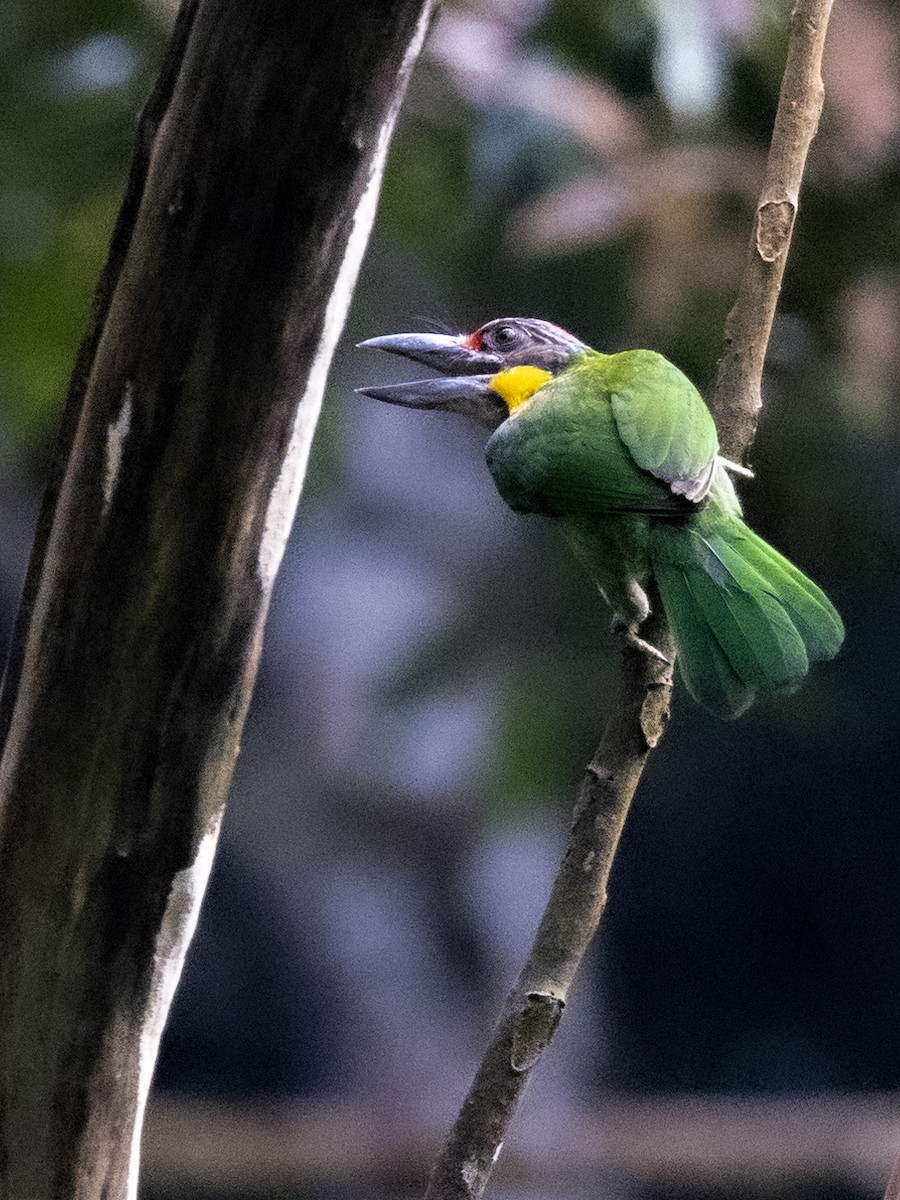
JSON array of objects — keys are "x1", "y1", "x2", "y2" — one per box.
[{"x1": 613, "y1": 622, "x2": 672, "y2": 664}]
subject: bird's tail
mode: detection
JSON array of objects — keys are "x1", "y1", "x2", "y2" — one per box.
[{"x1": 650, "y1": 505, "x2": 844, "y2": 719}]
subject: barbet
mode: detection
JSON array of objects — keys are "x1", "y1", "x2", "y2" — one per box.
[{"x1": 358, "y1": 318, "x2": 843, "y2": 718}]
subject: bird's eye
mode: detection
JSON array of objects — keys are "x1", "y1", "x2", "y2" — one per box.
[{"x1": 487, "y1": 325, "x2": 522, "y2": 351}]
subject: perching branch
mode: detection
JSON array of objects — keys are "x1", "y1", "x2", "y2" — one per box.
[
  {"x1": 424, "y1": 4, "x2": 833, "y2": 1197},
  {"x1": 425, "y1": 611, "x2": 673, "y2": 1200},
  {"x1": 0, "y1": 2, "x2": 435, "y2": 1197},
  {"x1": 713, "y1": 0, "x2": 833, "y2": 461}
]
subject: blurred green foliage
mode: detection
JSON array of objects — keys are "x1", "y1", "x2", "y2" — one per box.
[{"x1": 0, "y1": 1, "x2": 163, "y2": 450}]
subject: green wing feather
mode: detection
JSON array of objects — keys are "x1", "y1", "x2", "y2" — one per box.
[
  {"x1": 485, "y1": 351, "x2": 716, "y2": 517},
  {"x1": 604, "y1": 350, "x2": 718, "y2": 502}
]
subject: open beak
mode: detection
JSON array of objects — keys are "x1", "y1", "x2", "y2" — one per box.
[
  {"x1": 357, "y1": 332, "x2": 501, "y2": 374},
  {"x1": 356, "y1": 332, "x2": 508, "y2": 430}
]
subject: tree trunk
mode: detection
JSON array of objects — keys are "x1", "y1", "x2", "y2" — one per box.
[{"x1": 0, "y1": 1, "x2": 435, "y2": 1196}]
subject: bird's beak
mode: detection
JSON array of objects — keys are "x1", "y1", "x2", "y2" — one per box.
[
  {"x1": 356, "y1": 332, "x2": 508, "y2": 430},
  {"x1": 357, "y1": 332, "x2": 501, "y2": 374}
]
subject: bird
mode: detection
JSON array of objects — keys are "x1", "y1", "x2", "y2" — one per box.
[{"x1": 356, "y1": 317, "x2": 843, "y2": 718}]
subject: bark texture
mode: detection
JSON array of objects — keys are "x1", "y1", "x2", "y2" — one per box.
[
  {"x1": 0, "y1": 2, "x2": 435, "y2": 1197},
  {"x1": 424, "y1": 3, "x2": 834, "y2": 1196},
  {"x1": 712, "y1": 0, "x2": 833, "y2": 461},
  {"x1": 425, "y1": 613, "x2": 673, "y2": 1200}
]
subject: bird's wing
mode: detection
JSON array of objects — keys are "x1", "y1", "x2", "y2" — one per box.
[
  {"x1": 485, "y1": 351, "x2": 717, "y2": 518},
  {"x1": 606, "y1": 350, "x2": 719, "y2": 504}
]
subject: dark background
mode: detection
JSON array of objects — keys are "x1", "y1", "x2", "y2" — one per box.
[{"x1": 2, "y1": 1, "x2": 898, "y2": 1197}]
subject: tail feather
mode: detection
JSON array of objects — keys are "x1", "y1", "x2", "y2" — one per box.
[
  {"x1": 653, "y1": 560, "x2": 755, "y2": 718},
  {"x1": 714, "y1": 529, "x2": 844, "y2": 662},
  {"x1": 650, "y1": 514, "x2": 844, "y2": 718},
  {"x1": 685, "y1": 559, "x2": 809, "y2": 685}
]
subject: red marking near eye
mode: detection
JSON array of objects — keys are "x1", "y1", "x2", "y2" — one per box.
[{"x1": 464, "y1": 328, "x2": 483, "y2": 350}]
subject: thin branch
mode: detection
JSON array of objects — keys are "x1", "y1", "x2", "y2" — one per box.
[
  {"x1": 423, "y1": 3, "x2": 834, "y2": 1197},
  {"x1": 713, "y1": 0, "x2": 833, "y2": 461},
  {"x1": 425, "y1": 613, "x2": 673, "y2": 1200}
]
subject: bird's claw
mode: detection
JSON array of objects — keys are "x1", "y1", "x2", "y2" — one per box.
[{"x1": 613, "y1": 623, "x2": 672, "y2": 664}]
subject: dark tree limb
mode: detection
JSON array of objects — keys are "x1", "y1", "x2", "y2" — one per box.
[
  {"x1": 0, "y1": 0, "x2": 201, "y2": 753},
  {"x1": 0, "y1": 2, "x2": 436, "y2": 1197},
  {"x1": 424, "y1": 4, "x2": 833, "y2": 1197}
]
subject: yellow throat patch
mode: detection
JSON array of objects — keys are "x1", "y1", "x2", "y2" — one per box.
[{"x1": 489, "y1": 365, "x2": 553, "y2": 412}]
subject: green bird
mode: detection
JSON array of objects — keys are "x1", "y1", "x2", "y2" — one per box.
[{"x1": 357, "y1": 318, "x2": 843, "y2": 718}]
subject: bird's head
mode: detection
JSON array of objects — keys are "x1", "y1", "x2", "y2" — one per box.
[{"x1": 356, "y1": 317, "x2": 588, "y2": 430}]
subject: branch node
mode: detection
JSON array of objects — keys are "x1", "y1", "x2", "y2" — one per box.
[
  {"x1": 755, "y1": 200, "x2": 796, "y2": 263},
  {"x1": 461, "y1": 1158, "x2": 484, "y2": 1195},
  {"x1": 166, "y1": 186, "x2": 185, "y2": 219},
  {"x1": 640, "y1": 686, "x2": 671, "y2": 748},
  {"x1": 584, "y1": 762, "x2": 613, "y2": 788},
  {"x1": 510, "y1": 993, "x2": 564, "y2": 1072}
]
